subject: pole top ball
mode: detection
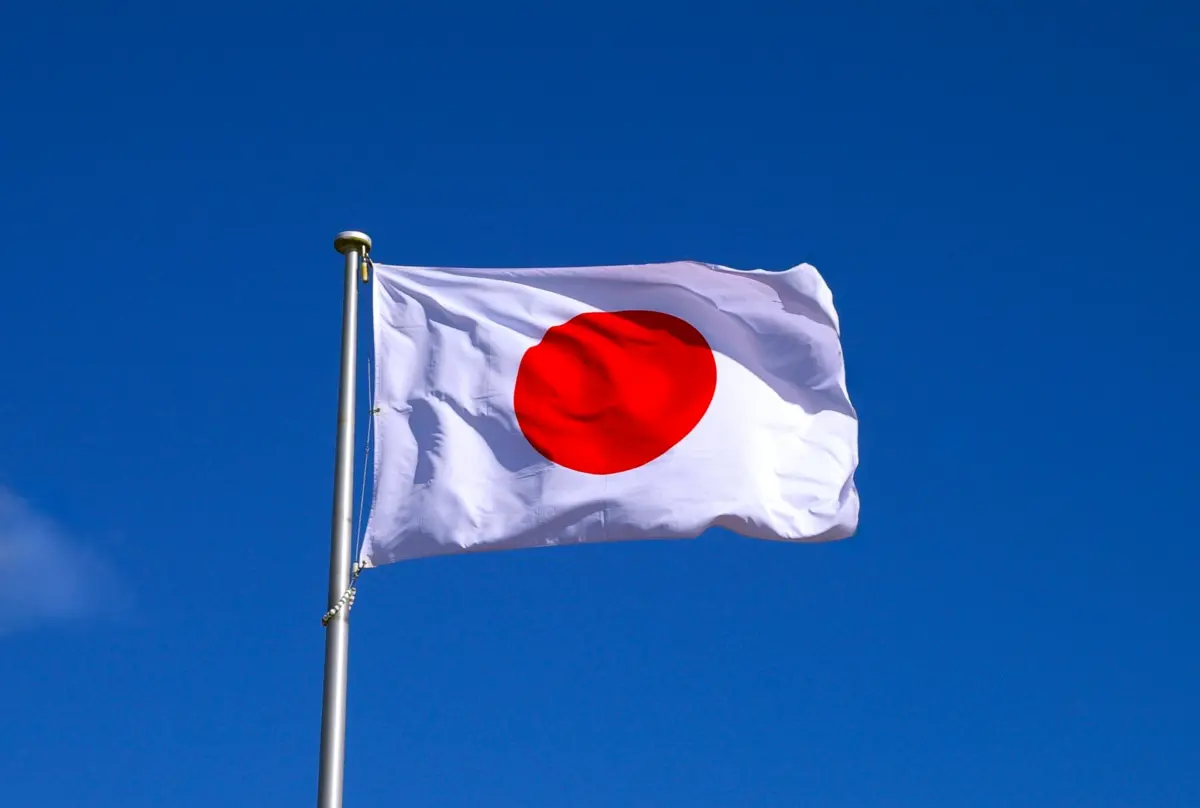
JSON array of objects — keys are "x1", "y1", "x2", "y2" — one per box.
[{"x1": 334, "y1": 231, "x2": 373, "y2": 255}]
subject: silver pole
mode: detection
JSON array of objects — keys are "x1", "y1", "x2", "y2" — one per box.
[{"x1": 317, "y1": 230, "x2": 373, "y2": 808}]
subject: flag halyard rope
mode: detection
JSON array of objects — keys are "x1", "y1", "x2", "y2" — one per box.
[
  {"x1": 352, "y1": 357, "x2": 377, "y2": 567},
  {"x1": 321, "y1": 562, "x2": 362, "y2": 626},
  {"x1": 321, "y1": 263, "x2": 376, "y2": 627}
]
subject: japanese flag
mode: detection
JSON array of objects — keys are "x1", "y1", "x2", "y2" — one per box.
[{"x1": 361, "y1": 261, "x2": 859, "y2": 566}]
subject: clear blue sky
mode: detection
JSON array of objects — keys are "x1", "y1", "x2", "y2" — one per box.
[{"x1": 2, "y1": 1, "x2": 1197, "y2": 806}]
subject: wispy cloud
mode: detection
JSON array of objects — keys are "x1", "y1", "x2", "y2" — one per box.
[{"x1": 0, "y1": 487, "x2": 129, "y2": 635}]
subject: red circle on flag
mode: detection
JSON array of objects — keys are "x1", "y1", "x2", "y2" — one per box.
[{"x1": 514, "y1": 310, "x2": 717, "y2": 475}]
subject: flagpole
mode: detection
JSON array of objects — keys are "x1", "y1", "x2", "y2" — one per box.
[{"x1": 317, "y1": 230, "x2": 372, "y2": 808}]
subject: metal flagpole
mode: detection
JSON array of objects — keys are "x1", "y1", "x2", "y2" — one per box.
[{"x1": 317, "y1": 230, "x2": 372, "y2": 808}]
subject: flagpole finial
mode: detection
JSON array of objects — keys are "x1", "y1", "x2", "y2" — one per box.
[{"x1": 334, "y1": 230, "x2": 372, "y2": 256}]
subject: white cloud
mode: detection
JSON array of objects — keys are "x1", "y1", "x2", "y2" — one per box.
[{"x1": 0, "y1": 487, "x2": 128, "y2": 635}]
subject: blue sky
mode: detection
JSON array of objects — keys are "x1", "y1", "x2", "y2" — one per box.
[{"x1": 1, "y1": 1, "x2": 1197, "y2": 806}]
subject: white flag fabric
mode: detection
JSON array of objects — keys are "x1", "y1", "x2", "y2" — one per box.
[{"x1": 360, "y1": 261, "x2": 859, "y2": 566}]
